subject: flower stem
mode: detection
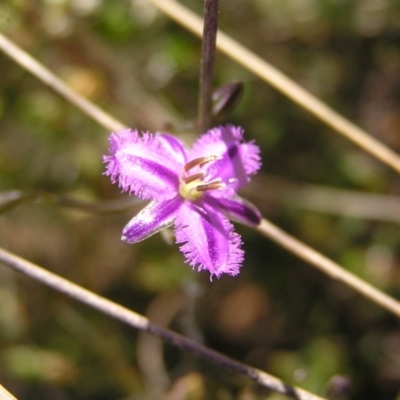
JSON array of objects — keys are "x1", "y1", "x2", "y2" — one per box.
[{"x1": 197, "y1": 0, "x2": 219, "y2": 134}]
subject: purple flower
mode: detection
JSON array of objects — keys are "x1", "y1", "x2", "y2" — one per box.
[{"x1": 104, "y1": 125, "x2": 261, "y2": 278}]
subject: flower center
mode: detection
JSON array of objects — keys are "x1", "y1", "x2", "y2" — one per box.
[{"x1": 179, "y1": 156, "x2": 224, "y2": 201}]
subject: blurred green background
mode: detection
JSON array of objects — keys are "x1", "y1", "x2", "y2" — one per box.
[{"x1": 1, "y1": 0, "x2": 400, "y2": 399}]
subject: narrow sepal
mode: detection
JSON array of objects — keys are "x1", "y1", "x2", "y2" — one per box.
[
  {"x1": 207, "y1": 195, "x2": 261, "y2": 227},
  {"x1": 122, "y1": 197, "x2": 181, "y2": 243}
]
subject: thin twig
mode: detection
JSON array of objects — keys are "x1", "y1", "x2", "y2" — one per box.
[
  {"x1": 147, "y1": 0, "x2": 400, "y2": 175},
  {"x1": 0, "y1": 33, "x2": 124, "y2": 132},
  {"x1": 198, "y1": 0, "x2": 219, "y2": 134},
  {"x1": 257, "y1": 218, "x2": 400, "y2": 318},
  {"x1": 0, "y1": 384, "x2": 17, "y2": 400},
  {"x1": 0, "y1": 190, "x2": 143, "y2": 215},
  {"x1": 0, "y1": 247, "x2": 326, "y2": 400}
]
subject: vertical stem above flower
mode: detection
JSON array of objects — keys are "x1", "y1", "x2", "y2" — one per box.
[{"x1": 197, "y1": 0, "x2": 219, "y2": 134}]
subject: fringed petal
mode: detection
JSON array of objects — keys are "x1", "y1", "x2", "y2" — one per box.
[
  {"x1": 207, "y1": 195, "x2": 261, "y2": 226},
  {"x1": 175, "y1": 202, "x2": 244, "y2": 278},
  {"x1": 189, "y1": 125, "x2": 261, "y2": 191},
  {"x1": 104, "y1": 129, "x2": 184, "y2": 200},
  {"x1": 122, "y1": 197, "x2": 181, "y2": 243}
]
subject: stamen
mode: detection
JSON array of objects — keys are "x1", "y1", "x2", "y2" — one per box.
[
  {"x1": 184, "y1": 172, "x2": 204, "y2": 184},
  {"x1": 184, "y1": 155, "x2": 222, "y2": 172},
  {"x1": 199, "y1": 155, "x2": 222, "y2": 168},
  {"x1": 196, "y1": 179, "x2": 225, "y2": 192}
]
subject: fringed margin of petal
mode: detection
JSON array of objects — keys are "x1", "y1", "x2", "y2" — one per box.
[
  {"x1": 192, "y1": 124, "x2": 244, "y2": 147},
  {"x1": 213, "y1": 218, "x2": 244, "y2": 279},
  {"x1": 242, "y1": 140, "x2": 262, "y2": 176}
]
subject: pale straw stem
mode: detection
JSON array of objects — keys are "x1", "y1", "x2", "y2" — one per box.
[
  {"x1": 147, "y1": 0, "x2": 400, "y2": 174},
  {"x1": 257, "y1": 218, "x2": 400, "y2": 318},
  {"x1": 0, "y1": 247, "x2": 326, "y2": 400},
  {"x1": 0, "y1": 33, "x2": 124, "y2": 132},
  {"x1": 0, "y1": 385, "x2": 17, "y2": 400}
]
